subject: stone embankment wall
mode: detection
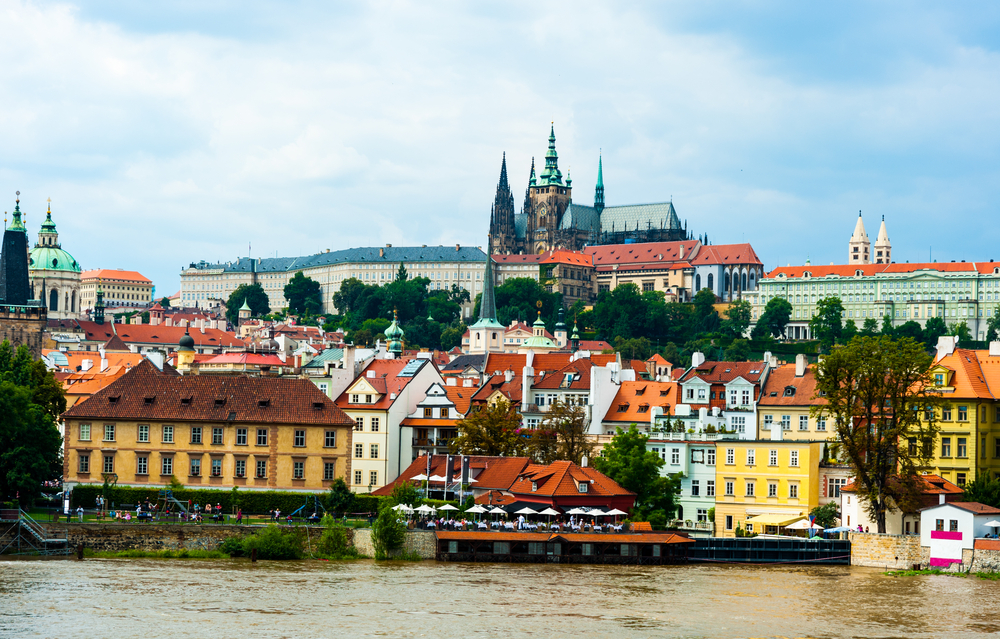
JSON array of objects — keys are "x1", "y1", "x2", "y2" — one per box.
[
  {"x1": 849, "y1": 532, "x2": 928, "y2": 569},
  {"x1": 971, "y1": 540, "x2": 1000, "y2": 573},
  {"x1": 352, "y1": 529, "x2": 436, "y2": 559}
]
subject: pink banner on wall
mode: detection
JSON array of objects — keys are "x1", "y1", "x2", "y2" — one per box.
[
  {"x1": 930, "y1": 557, "x2": 961, "y2": 567},
  {"x1": 931, "y1": 530, "x2": 963, "y2": 541}
]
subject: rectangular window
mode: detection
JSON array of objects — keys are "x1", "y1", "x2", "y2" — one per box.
[
  {"x1": 79, "y1": 423, "x2": 92, "y2": 441},
  {"x1": 957, "y1": 438, "x2": 967, "y2": 458},
  {"x1": 780, "y1": 415, "x2": 791, "y2": 431},
  {"x1": 725, "y1": 481, "x2": 734, "y2": 496},
  {"x1": 354, "y1": 470, "x2": 363, "y2": 485},
  {"x1": 799, "y1": 415, "x2": 809, "y2": 431},
  {"x1": 942, "y1": 437, "x2": 952, "y2": 457},
  {"x1": 829, "y1": 477, "x2": 846, "y2": 498},
  {"x1": 769, "y1": 449, "x2": 777, "y2": 466},
  {"x1": 190, "y1": 458, "x2": 201, "y2": 476},
  {"x1": 104, "y1": 424, "x2": 115, "y2": 442},
  {"x1": 236, "y1": 428, "x2": 248, "y2": 446},
  {"x1": 211, "y1": 458, "x2": 222, "y2": 477},
  {"x1": 726, "y1": 448, "x2": 735, "y2": 465},
  {"x1": 136, "y1": 455, "x2": 148, "y2": 475},
  {"x1": 235, "y1": 459, "x2": 246, "y2": 477},
  {"x1": 691, "y1": 480, "x2": 700, "y2": 496},
  {"x1": 789, "y1": 484, "x2": 799, "y2": 499},
  {"x1": 103, "y1": 455, "x2": 114, "y2": 474},
  {"x1": 294, "y1": 430, "x2": 306, "y2": 447},
  {"x1": 137, "y1": 424, "x2": 149, "y2": 443},
  {"x1": 371, "y1": 418, "x2": 380, "y2": 433},
  {"x1": 424, "y1": 407, "x2": 434, "y2": 418},
  {"x1": 746, "y1": 449, "x2": 756, "y2": 466},
  {"x1": 957, "y1": 472, "x2": 966, "y2": 486},
  {"x1": 351, "y1": 394, "x2": 359, "y2": 404},
  {"x1": 790, "y1": 450, "x2": 799, "y2": 467},
  {"x1": 726, "y1": 515, "x2": 733, "y2": 530},
  {"x1": 256, "y1": 428, "x2": 268, "y2": 446},
  {"x1": 942, "y1": 407, "x2": 952, "y2": 421},
  {"x1": 671, "y1": 448, "x2": 680, "y2": 465},
  {"x1": 161, "y1": 456, "x2": 172, "y2": 475},
  {"x1": 768, "y1": 482, "x2": 777, "y2": 498},
  {"x1": 212, "y1": 428, "x2": 223, "y2": 445},
  {"x1": 763, "y1": 415, "x2": 773, "y2": 431},
  {"x1": 325, "y1": 431, "x2": 337, "y2": 447},
  {"x1": 706, "y1": 480, "x2": 715, "y2": 496},
  {"x1": 996, "y1": 438, "x2": 1000, "y2": 459},
  {"x1": 817, "y1": 417, "x2": 826, "y2": 431},
  {"x1": 256, "y1": 460, "x2": 267, "y2": 478},
  {"x1": 935, "y1": 518, "x2": 944, "y2": 531},
  {"x1": 162, "y1": 425, "x2": 173, "y2": 443},
  {"x1": 371, "y1": 444, "x2": 379, "y2": 459},
  {"x1": 741, "y1": 389, "x2": 750, "y2": 405},
  {"x1": 324, "y1": 462, "x2": 336, "y2": 481},
  {"x1": 191, "y1": 427, "x2": 202, "y2": 444},
  {"x1": 958, "y1": 406, "x2": 968, "y2": 421},
  {"x1": 355, "y1": 444, "x2": 364, "y2": 458},
  {"x1": 745, "y1": 482, "x2": 755, "y2": 497},
  {"x1": 370, "y1": 471, "x2": 378, "y2": 486},
  {"x1": 293, "y1": 461, "x2": 304, "y2": 480},
  {"x1": 908, "y1": 438, "x2": 918, "y2": 455},
  {"x1": 950, "y1": 519, "x2": 959, "y2": 532},
  {"x1": 355, "y1": 417, "x2": 364, "y2": 431},
  {"x1": 707, "y1": 449, "x2": 716, "y2": 466},
  {"x1": 78, "y1": 453, "x2": 90, "y2": 473}
]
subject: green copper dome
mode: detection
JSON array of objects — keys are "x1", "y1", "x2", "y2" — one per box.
[{"x1": 29, "y1": 246, "x2": 81, "y2": 273}]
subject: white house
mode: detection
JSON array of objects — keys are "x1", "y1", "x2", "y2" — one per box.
[{"x1": 920, "y1": 502, "x2": 1000, "y2": 568}]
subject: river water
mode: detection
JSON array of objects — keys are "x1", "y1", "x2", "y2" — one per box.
[{"x1": 2, "y1": 559, "x2": 999, "y2": 638}]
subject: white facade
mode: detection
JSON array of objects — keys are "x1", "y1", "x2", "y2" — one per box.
[{"x1": 919, "y1": 502, "x2": 1000, "y2": 568}]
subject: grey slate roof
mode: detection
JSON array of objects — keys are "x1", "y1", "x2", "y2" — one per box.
[
  {"x1": 302, "y1": 348, "x2": 344, "y2": 369},
  {"x1": 559, "y1": 204, "x2": 601, "y2": 234},
  {"x1": 514, "y1": 213, "x2": 528, "y2": 240},
  {"x1": 189, "y1": 246, "x2": 487, "y2": 274},
  {"x1": 599, "y1": 202, "x2": 681, "y2": 233},
  {"x1": 441, "y1": 354, "x2": 487, "y2": 373}
]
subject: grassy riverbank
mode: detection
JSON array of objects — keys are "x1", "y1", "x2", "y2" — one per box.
[
  {"x1": 83, "y1": 549, "x2": 229, "y2": 559},
  {"x1": 884, "y1": 568, "x2": 1000, "y2": 580}
]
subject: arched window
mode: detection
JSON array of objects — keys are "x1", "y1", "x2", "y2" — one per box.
[
  {"x1": 71, "y1": 291, "x2": 76, "y2": 312},
  {"x1": 707, "y1": 273, "x2": 714, "y2": 291},
  {"x1": 742, "y1": 272, "x2": 748, "y2": 290},
  {"x1": 695, "y1": 274, "x2": 701, "y2": 290},
  {"x1": 49, "y1": 289, "x2": 59, "y2": 311},
  {"x1": 65, "y1": 292, "x2": 69, "y2": 311}
]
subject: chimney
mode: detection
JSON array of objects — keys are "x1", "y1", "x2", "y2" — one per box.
[
  {"x1": 165, "y1": 317, "x2": 173, "y2": 327},
  {"x1": 691, "y1": 351, "x2": 705, "y2": 368},
  {"x1": 81, "y1": 359, "x2": 93, "y2": 372},
  {"x1": 456, "y1": 244, "x2": 460, "y2": 251},
  {"x1": 936, "y1": 335, "x2": 958, "y2": 361},
  {"x1": 505, "y1": 369, "x2": 514, "y2": 382},
  {"x1": 769, "y1": 354, "x2": 778, "y2": 368},
  {"x1": 795, "y1": 354, "x2": 807, "y2": 377},
  {"x1": 990, "y1": 341, "x2": 1000, "y2": 357},
  {"x1": 379, "y1": 248, "x2": 385, "y2": 257},
  {"x1": 939, "y1": 494, "x2": 945, "y2": 505},
  {"x1": 522, "y1": 365, "x2": 535, "y2": 407},
  {"x1": 679, "y1": 244, "x2": 685, "y2": 259}
]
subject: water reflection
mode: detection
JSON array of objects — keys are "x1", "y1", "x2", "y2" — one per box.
[{"x1": 1, "y1": 559, "x2": 997, "y2": 638}]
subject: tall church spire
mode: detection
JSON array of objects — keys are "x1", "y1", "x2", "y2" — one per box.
[
  {"x1": 594, "y1": 153, "x2": 605, "y2": 215},
  {"x1": 489, "y1": 153, "x2": 516, "y2": 254},
  {"x1": 538, "y1": 124, "x2": 563, "y2": 186},
  {"x1": 478, "y1": 235, "x2": 498, "y2": 324},
  {"x1": 848, "y1": 211, "x2": 871, "y2": 265}
]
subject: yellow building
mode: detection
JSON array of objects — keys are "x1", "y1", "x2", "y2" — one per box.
[
  {"x1": 61, "y1": 360, "x2": 355, "y2": 492},
  {"x1": 714, "y1": 440, "x2": 823, "y2": 537},
  {"x1": 80, "y1": 268, "x2": 153, "y2": 311},
  {"x1": 920, "y1": 346, "x2": 999, "y2": 487}
]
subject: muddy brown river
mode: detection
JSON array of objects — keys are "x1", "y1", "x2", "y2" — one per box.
[{"x1": 2, "y1": 558, "x2": 998, "y2": 638}]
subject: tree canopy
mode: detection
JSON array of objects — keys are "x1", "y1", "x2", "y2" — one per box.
[
  {"x1": 593, "y1": 425, "x2": 682, "y2": 528},
  {"x1": 450, "y1": 399, "x2": 526, "y2": 457},
  {"x1": 813, "y1": 335, "x2": 940, "y2": 533},
  {"x1": 225, "y1": 284, "x2": 270, "y2": 325},
  {"x1": 809, "y1": 296, "x2": 844, "y2": 352},
  {"x1": 752, "y1": 297, "x2": 792, "y2": 339},
  {"x1": 0, "y1": 342, "x2": 64, "y2": 505},
  {"x1": 283, "y1": 272, "x2": 322, "y2": 316}
]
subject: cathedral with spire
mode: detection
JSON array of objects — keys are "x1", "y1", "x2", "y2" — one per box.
[{"x1": 489, "y1": 125, "x2": 693, "y2": 255}]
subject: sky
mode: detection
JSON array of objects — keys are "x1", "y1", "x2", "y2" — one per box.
[{"x1": 2, "y1": 1, "x2": 999, "y2": 295}]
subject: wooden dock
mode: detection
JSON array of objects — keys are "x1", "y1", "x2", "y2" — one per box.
[{"x1": 435, "y1": 530, "x2": 694, "y2": 564}]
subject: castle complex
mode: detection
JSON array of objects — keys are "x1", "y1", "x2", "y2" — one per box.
[{"x1": 489, "y1": 126, "x2": 694, "y2": 255}]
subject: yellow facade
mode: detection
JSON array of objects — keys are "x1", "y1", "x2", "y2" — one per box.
[
  {"x1": 714, "y1": 440, "x2": 822, "y2": 537},
  {"x1": 757, "y1": 405, "x2": 834, "y2": 442},
  {"x1": 63, "y1": 417, "x2": 351, "y2": 492}
]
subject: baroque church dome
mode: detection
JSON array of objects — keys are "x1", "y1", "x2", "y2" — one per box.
[{"x1": 28, "y1": 203, "x2": 80, "y2": 273}]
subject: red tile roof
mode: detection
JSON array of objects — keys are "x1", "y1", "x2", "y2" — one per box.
[
  {"x1": 531, "y1": 359, "x2": 593, "y2": 390},
  {"x1": 445, "y1": 385, "x2": 474, "y2": 415},
  {"x1": 80, "y1": 268, "x2": 151, "y2": 283},
  {"x1": 578, "y1": 340, "x2": 612, "y2": 351},
  {"x1": 540, "y1": 250, "x2": 593, "y2": 267},
  {"x1": 62, "y1": 359, "x2": 353, "y2": 425},
  {"x1": 586, "y1": 241, "x2": 701, "y2": 267},
  {"x1": 373, "y1": 455, "x2": 532, "y2": 496},
  {"x1": 758, "y1": 363, "x2": 827, "y2": 406},
  {"x1": 471, "y1": 374, "x2": 523, "y2": 404},
  {"x1": 679, "y1": 361, "x2": 767, "y2": 385},
  {"x1": 842, "y1": 474, "x2": 963, "y2": 496},
  {"x1": 945, "y1": 502, "x2": 1000, "y2": 515},
  {"x1": 689, "y1": 243, "x2": 762, "y2": 266},
  {"x1": 508, "y1": 460, "x2": 635, "y2": 501},
  {"x1": 334, "y1": 358, "x2": 426, "y2": 410},
  {"x1": 764, "y1": 261, "x2": 984, "y2": 280},
  {"x1": 603, "y1": 381, "x2": 681, "y2": 423}
]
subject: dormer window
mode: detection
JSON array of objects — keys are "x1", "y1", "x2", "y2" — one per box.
[
  {"x1": 143, "y1": 397, "x2": 155, "y2": 405},
  {"x1": 935, "y1": 373, "x2": 944, "y2": 386},
  {"x1": 214, "y1": 398, "x2": 226, "y2": 407},
  {"x1": 637, "y1": 404, "x2": 649, "y2": 413},
  {"x1": 784, "y1": 387, "x2": 796, "y2": 397},
  {"x1": 578, "y1": 482, "x2": 589, "y2": 493},
  {"x1": 531, "y1": 481, "x2": 538, "y2": 492},
  {"x1": 258, "y1": 399, "x2": 270, "y2": 408},
  {"x1": 181, "y1": 397, "x2": 192, "y2": 406},
  {"x1": 617, "y1": 403, "x2": 629, "y2": 413}
]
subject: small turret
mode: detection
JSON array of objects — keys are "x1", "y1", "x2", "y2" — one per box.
[
  {"x1": 94, "y1": 287, "x2": 105, "y2": 325},
  {"x1": 177, "y1": 326, "x2": 196, "y2": 371},
  {"x1": 874, "y1": 215, "x2": 891, "y2": 264},
  {"x1": 385, "y1": 308, "x2": 405, "y2": 356},
  {"x1": 594, "y1": 153, "x2": 605, "y2": 215},
  {"x1": 554, "y1": 307, "x2": 567, "y2": 348}
]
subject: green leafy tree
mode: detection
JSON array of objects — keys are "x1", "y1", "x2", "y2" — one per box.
[
  {"x1": 809, "y1": 501, "x2": 840, "y2": 529},
  {"x1": 614, "y1": 336, "x2": 652, "y2": 361},
  {"x1": 880, "y1": 314, "x2": 895, "y2": 337},
  {"x1": 395, "y1": 264, "x2": 408, "y2": 282},
  {"x1": 722, "y1": 299, "x2": 752, "y2": 339},
  {"x1": 809, "y1": 297, "x2": 844, "y2": 352},
  {"x1": 752, "y1": 297, "x2": 793, "y2": 339},
  {"x1": 325, "y1": 478, "x2": 354, "y2": 515},
  {"x1": 450, "y1": 399, "x2": 526, "y2": 457},
  {"x1": 922, "y1": 316, "x2": 948, "y2": 350},
  {"x1": 284, "y1": 272, "x2": 323, "y2": 316},
  {"x1": 724, "y1": 338, "x2": 751, "y2": 362},
  {"x1": 895, "y1": 321, "x2": 923, "y2": 343},
  {"x1": 158, "y1": 297, "x2": 171, "y2": 308},
  {"x1": 962, "y1": 473, "x2": 1000, "y2": 508},
  {"x1": 813, "y1": 336, "x2": 941, "y2": 533},
  {"x1": 332, "y1": 278, "x2": 368, "y2": 315},
  {"x1": 371, "y1": 483, "x2": 411, "y2": 560},
  {"x1": 693, "y1": 288, "x2": 720, "y2": 333},
  {"x1": 593, "y1": 425, "x2": 681, "y2": 523},
  {"x1": 525, "y1": 427, "x2": 560, "y2": 465},
  {"x1": 225, "y1": 284, "x2": 270, "y2": 325},
  {"x1": 950, "y1": 320, "x2": 972, "y2": 346},
  {"x1": 537, "y1": 400, "x2": 595, "y2": 465},
  {"x1": 987, "y1": 306, "x2": 1000, "y2": 343},
  {"x1": 0, "y1": 342, "x2": 64, "y2": 504},
  {"x1": 841, "y1": 319, "x2": 858, "y2": 343},
  {"x1": 440, "y1": 324, "x2": 467, "y2": 352},
  {"x1": 861, "y1": 317, "x2": 879, "y2": 336}
]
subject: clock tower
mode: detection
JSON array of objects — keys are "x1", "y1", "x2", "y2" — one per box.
[{"x1": 526, "y1": 124, "x2": 572, "y2": 253}]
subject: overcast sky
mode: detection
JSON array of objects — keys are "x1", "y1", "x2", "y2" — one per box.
[{"x1": 2, "y1": 1, "x2": 999, "y2": 295}]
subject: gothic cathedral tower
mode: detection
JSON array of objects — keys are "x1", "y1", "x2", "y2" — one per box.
[
  {"x1": 526, "y1": 124, "x2": 571, "y2": 254},
  {"x1": 489, "y1": 153, "x2": 517, "y2": 255}
]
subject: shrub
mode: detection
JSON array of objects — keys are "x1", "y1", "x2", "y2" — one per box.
[
  {"x1": 241, "y1": 525, "x2": 304, "y2": 560},
  {"x1": 219, "y1": 536, "x2": 246, "y2": 557},
  {"x1": 370, "y1": 503, "x2": 406, "y2": 560},
  {"x1": 316, "y1": 522, "x2": 360, "y2": 559}
]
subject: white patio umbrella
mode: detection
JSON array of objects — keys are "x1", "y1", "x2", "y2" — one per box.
[
  {"x1": 985, "y1": 520, "x2": 1000, "y2": 528},
  {"x1": 604, "y1": 508, "x2": 627, "y2": 516},
  {"x1": 565, "y1": 507, "x2": 588, "y2": 515},
  {"x1": 785, "y1": 519, "x2": 823, "y2": 530},
  {"x1": 391, "y1": 503, "x2": 412, "y2": 512},
  {"x1": 428, "y1": 475, "x2": 447, "y2": 483},
  {"x1": 415, "y1": 504, "x2": 436, "y2": 514},
  {"x1": 587, "y1": 509, "x2": 606, "y2": 517},
  {"x1": 438, "y1": 504, "x2": 459, "y2": 511},
  {"x1": 538, "y1": 507, "x2": 560, "y2": 516},
  {"x1": 411, "y1": 474, "x2": 428, "y2": 481},
  {"x1": 515, "y1": 507, "x2": 538, "y2": 516},
  {"x1": 464, "y1": 505, "x2": 487, "y2": 514},
  {"x1": 489, "y1": 507, "x2": 508, "y2": 516}
]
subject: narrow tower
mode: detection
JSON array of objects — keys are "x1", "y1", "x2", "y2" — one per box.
[
  {"x1": 489, "y1": 153, "x2": 517, "y2": 254},
  {"x1": 874, "y1": 216, "x2": 891, "y2": 264},
  {"x1": 848, "y1": 212, "x2": 870, "y2": 265},
  {"x1": 594, "y1": 154, "x2": 605, "y2": 215},
  {"x1": 0, "y1": 194, "x2": 31, "y2": 305},
  {"x1": 467, "y1": 236, "x2": 505, "y2": 354}
]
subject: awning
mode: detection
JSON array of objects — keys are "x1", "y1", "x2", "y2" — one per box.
[{"x1": 745, "y1": 514, "x2": 803, "y2": 527}]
